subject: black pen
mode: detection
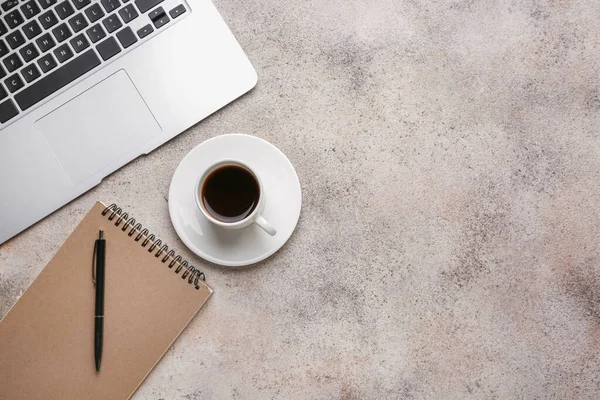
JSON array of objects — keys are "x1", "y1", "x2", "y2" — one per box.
[{"x1": 93, "y1": 230, "x2": 106, "y2": 372}]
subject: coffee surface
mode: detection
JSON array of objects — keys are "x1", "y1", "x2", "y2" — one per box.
[{"x1": 202, "y1": 165, "x2": 260, "y2": 223}]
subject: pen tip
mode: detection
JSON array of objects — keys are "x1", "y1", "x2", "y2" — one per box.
[
  {"x1": 99, "y1": 230, "x2": 104, "y2": 240},
  {"x1": 95, "y1": 359, "x2": 101, "y2": 372}
]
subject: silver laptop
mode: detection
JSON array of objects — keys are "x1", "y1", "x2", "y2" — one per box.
[{"x1": 0, "y1": 0, "x2": 257, "y2": 244}]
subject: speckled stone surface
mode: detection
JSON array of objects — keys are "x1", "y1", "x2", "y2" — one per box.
[{"x1": 2, "y1": 0, "x2": 600, "y2": 398}]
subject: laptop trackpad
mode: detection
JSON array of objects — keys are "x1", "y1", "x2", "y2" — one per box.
[{"x1": 36, "y1": 70, "x2": 162, "y2": 185}]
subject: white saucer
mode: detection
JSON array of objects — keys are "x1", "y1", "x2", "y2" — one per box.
[{"x1": 168, "y1": 134, "x2": 302, "y2": 267}]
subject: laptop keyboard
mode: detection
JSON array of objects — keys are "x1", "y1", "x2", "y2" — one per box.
[{"x1": 0, "y1": 0, "x2": 187, "y2": 124}]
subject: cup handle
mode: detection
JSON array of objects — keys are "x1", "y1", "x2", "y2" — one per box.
[{"x1": 255, "y1": 215, "x2": 276, "y2": 236}]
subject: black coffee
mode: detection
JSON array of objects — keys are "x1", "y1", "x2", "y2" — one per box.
[{"x1": 202, "y1": 165, "x2": 260, "y2": 223}]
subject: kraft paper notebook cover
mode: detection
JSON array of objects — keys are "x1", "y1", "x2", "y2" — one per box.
[{"x1": 0, "y1": 202, "x2": 213, "y2": 399}]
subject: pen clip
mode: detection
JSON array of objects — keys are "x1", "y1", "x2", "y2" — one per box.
[{"x1": 92, "y1": 238, "x2": 98, "y2": 286}]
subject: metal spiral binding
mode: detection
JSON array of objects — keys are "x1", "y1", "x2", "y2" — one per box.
[{"x1": 101, "y1": 204, "x2": 205, "y2": 289}]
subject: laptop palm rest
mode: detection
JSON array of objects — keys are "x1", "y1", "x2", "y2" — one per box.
[{"x1": 36, "y1": 70, "x2": 162, "y2": 185}]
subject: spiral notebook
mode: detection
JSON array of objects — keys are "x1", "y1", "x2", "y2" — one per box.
[{"x1": 0, "y1": 202, "x2": 213, "y2": 399}]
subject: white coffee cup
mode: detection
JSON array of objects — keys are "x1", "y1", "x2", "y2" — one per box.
[{"x1": 194, "y1": 160, "x2": 276, "y2": 236}]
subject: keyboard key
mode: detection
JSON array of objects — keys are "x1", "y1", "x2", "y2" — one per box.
[
  {"x1": 5, "y1": 10, "x2": 25, "y2": 29},
  {"x1": 5, "y1": 73, "x2": 24, "y2": 92},
  {"x1": 0, "y1": 20, "x2": 7, "y2": 35},
  {"x1": 37, "y1": 52, "x2": 57, "y2": 72},
  {"x1": 39, "y1": 9, "x2": 58, "y2": 29},
  {"x1": 38, "y1": 0, "x2": 57, "y2": 9},
  {"x1": 148, "y1": 6, "x2": 168, "y2": 28},
  {"x1": 3, "y1": 53, "x2": 22, "y2": 72},
  {"x1": 134, "y1": 0, "x2": 161, "y2": 14},
  {"x1": 152, "y1": 13, "x2": 168, "y2": 29},
  {"x1": 53, "y1": 42, "x2": 72, "y2": 62},
  {"x1": 0, "y1": 40, "x2": 9, "y2": 58},
  {"x1": 23, "y1": 19, "x2": 42, "y2": 39},
  {"x1": 136, "y1": 23, "x2": 152, "y2": 38},
  {"x1": 169, "y1": 4, "x2": 185, "y2": 19},
  {"x1": 118, "y1": 4, "x2": 137, "y2": 23},
  {"x1": 84, "y1": 3, "x2": 104, "y2": 22},
  {"x1": 96, "y1": 36, "x2": 120, "y2": 60},
  {"x1": 0, "y1": 84, "x2": 7, "y2": 99},
  {"x1": 148, "y1": 6, "x2": 163, "y2": 20},
  {"x1": 100, "y1": 0, "x2": 119, "y2": 13},
  {"x1": 35, "y1": 32, "x2": 55, "y2": 52},
  {"x1": 1, "y1": 0, "x2": 19, "y2": 12},
  {"x1": 21, "y1": 1, "x2": 41, "y2": 19},
  {"x1": 102, "y1": 13, "x2": 121, "y2": 33},
  {"x1": 21, "y1": 63, "x2": 41, "y2": 82},
  {"x1": 69, "y1": 33, "x2": 88, "y2": 53},
  {"x1": 6, "y1": 30, "x2": 26, "y2": 49},
  {"x1": 55, "y1": 1, "x2": 74, "y2": 19},
  {"x1": 0, "y1": 64, "x2": 6, "y2": 79},
  {"x1": 0, "y1": 99, "x2": 19, "y2": 123},
  {"x1": 68, "y1": 12, "x2": 87, "y2": 32},
  {"x1": 15, "y1": 49, "x2": 100, "y2": 110},
  {"x1": 19, "y1": 42, "x2": 39, "y2": 62},
  {"x1": 116, "y1": 26, "x2": 136, "y2": 48},
  {"x1": 86, "y1": 23, "x2": 105, "y2": 43},
  {"x1": 52, "y1": 22, "x2": 72, "y2": 42},
  {"x1": 71, "y1": 0, "x2": 90, "y2": 10}
]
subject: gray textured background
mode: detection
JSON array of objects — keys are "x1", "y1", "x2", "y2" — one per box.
[{"x1": 2, "y1": 0, "x2": 600, "y2": 398}]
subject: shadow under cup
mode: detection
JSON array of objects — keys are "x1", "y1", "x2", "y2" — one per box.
[{"x1": 200, "y1": 163, "x2": 260, "y2": 223}]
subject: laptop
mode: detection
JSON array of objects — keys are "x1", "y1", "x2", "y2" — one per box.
[{"x1": 0, "y1": 0, "x2": 257, "y2": 244}]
